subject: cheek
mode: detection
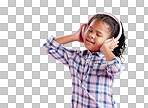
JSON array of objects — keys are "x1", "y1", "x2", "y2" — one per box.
[
  {"x1": 83, "y1": 35, "x2": 86, "y2": 41},
  {"x1": 95, "y1": 38, "x2": 105, "y2": 45},
  {"x1": 95, "y1": 38, "x2": 102, "y2": 42},
  {"x1": 83, "y1": 32, "x2": 89, "y2": 40}
]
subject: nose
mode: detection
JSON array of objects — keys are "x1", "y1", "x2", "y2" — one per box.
[{"x1": 89, "y1": 33, "x2": 95, "y2": 39}]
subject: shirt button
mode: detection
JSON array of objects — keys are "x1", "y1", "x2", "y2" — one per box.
[{"x1": 86, "y1": 63, "x2": 88, "y2": 65}]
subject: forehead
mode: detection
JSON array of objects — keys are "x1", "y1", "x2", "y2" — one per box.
[
  {"x1": 89, "y1": 19, "x2": 111, "y2": 37},
  {"x1": 89, "y1": 19, "x2": 110, "y2": 31}
]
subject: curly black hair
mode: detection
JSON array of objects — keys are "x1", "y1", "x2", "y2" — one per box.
[{"x1": 88, "y1": 14, "x2": 127, "y2": 59}]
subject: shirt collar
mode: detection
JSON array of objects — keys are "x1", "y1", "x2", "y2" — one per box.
[{"x1": 82, "y1": 49, "x2": 104, "y2": 57}]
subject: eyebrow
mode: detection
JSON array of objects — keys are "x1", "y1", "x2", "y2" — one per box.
[{"x1": 90, "y1": 26, "x2": 103, "y2": 35}]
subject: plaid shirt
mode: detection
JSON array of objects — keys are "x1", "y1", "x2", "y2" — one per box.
[{"x1": 42, "y1": 35, "x2": 125, "y2": 108}]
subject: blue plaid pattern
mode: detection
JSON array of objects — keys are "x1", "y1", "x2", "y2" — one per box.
[{"x1": 42, "y1": 35, "x2": 125, "y2": 108}]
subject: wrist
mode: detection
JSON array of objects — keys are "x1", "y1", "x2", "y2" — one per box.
[
  {"x1": 100, "y1": 45, "x2": 107, "y2": 53},
  {"x1": 71, "y1": 33, "x2": 77, "y2": 41},
  {"x1": 100, "y1": 44, "x2": 116, "y2": 61}
]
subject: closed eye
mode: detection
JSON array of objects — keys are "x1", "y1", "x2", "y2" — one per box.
[
  {"x1": 96, "y1": 34, "x2": 101, "y2": 37},
  {"x1": 88, "y1": 29, "x2": 102, "y2": 37},
  {"x1": 88, "y1": 29, "x2": 92, "y2": 32}
]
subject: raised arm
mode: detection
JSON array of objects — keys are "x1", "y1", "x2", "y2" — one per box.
[
  {"x1": 100, "y1": 38, "x2": 125, "y2": 76},
  {"x1": 54, "y1": 24, "x2": 85, "y2": 44},
  {"x1": 53, "y1": 34, "x2": 76, "y2": 44},
  {"x1": 100, "y1": 37, "x2": 119, "y2": 61}
]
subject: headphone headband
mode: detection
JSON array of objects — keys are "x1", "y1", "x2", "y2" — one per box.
[{"x1": 87, "y1": 12, "x2": 122, "y2": 42}]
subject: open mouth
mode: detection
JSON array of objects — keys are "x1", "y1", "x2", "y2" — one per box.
[{"x1": 86, "y1": 39, "x2": 94, "y2": 44}]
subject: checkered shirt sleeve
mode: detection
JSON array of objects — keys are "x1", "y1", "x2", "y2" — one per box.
[
  {"x1": 42, "y1": 35, "x2": 77, "y2": 67},
  {"x1": 106, "y1": 56, "x2": 125, "y2": 76}
]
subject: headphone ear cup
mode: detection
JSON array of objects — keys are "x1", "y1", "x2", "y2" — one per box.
[{"x1": 81, "y1": 24, "x2": 88, "y2": 39}]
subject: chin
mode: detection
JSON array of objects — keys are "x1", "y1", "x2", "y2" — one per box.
[
  {"x1": 85, "y1": 46, "x2": 99, "y2": 52},
  {"x1": 84, "y1": 43, "x2": 97, "y2": 51}
]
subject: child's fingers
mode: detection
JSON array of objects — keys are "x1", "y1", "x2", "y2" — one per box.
[
  {"x1": 81, "y1": 24, "x2": 85, "y2": 27},
  {"x1": 111, "y1": 37, "x2": 117, "y2": 44},
  {"x1": 114, "y1": 44, "x2": 119, "y2": 48},
  {"x1": 111, "y1": 47, "x2": 115, "y2": 51},
  {"x1": 81, "y1": 24, "x2": 86, "y2": 28},
  {"x1": 80, "y1": 24, "x2": 84, "y2": 30},
  {"x1": 111, "y1": 39, "x2": 119, "y2": 50},
  {"x1": 111, "y1": 43, "x2": 119, "y2": 50},
  {"x1": 116, "y1": 41, "x2": 119, "y2": 44},
  {"x1": 112, "y1": 41, "x2": 119, "y2": 45},
  {"x1": 80, "y1": 24, "x2": 84, "y2": 29},
  {"x1": 79, "y1": 24, "x2": 86, "y2": 33},
  {"x1": 111, "y1": 37, "x2": 114, "y2": 42}
]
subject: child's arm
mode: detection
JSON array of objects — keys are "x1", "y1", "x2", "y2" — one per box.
[
  {"x1": 100, "y1": 45, "x2": 116, "y2": 61},
  {"x1": 53, "y1": 34, "x2": 76, "y2": 44},
  {"x1": 100, "y1": 38, "x2": 125, "y2": 76},
  {"x1": 42, "y1": 35, "x2": 77, "y2": 67},
  {"x1": 42, "y1": 24, "x2": 84, "y2": 66},
  {"x1": 54, "y1": 24, "x2": 85, "y2": 44},
  {"x1": 100, "y1": 37, "x2": 119, "y2": 61}
]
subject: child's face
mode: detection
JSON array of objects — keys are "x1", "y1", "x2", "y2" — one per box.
[{"x1": 83, "y1": 19, "x2": 111, "y2": 52}]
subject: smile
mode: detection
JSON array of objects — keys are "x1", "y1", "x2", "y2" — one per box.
[{"x1": 86, "y1": 39, "x2": 94, "y2": 44}]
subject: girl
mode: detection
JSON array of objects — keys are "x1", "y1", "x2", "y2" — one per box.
[{"x1": 43, "y1": 12, "x2": 126, "y2": 108}]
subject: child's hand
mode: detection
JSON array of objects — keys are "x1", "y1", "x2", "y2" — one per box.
[
  {"x1": 100, "y1": 37, "x2": 119, "y2": 52},
  {"x1": 73, "y1": 24, "x2": 85, "y2": 43}
]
